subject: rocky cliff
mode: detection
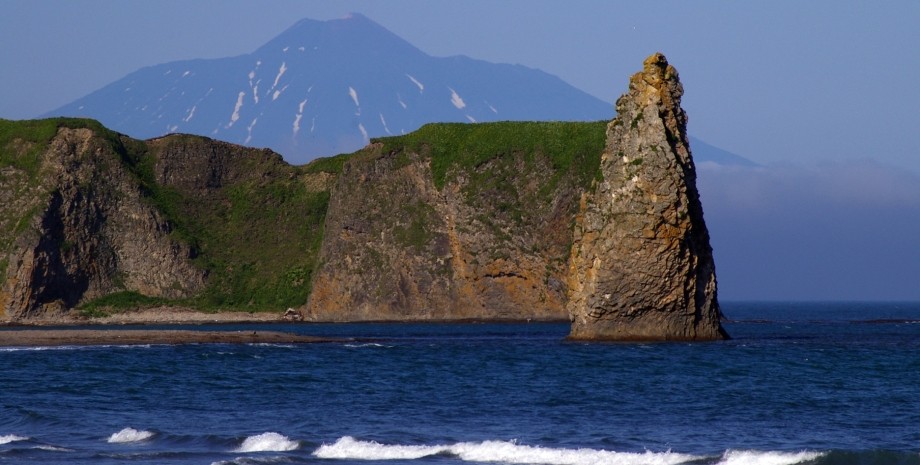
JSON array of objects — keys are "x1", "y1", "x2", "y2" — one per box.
[
  {"x1": 0, "y1": 119, "x2": 331, "y2": 320},
  {"x1": 1, "y1": 55, "x2": 725, "y2": 335},
  {"x1": 566, "y1": 53, "x2": 727, "y2": 340},
  {"x1": 306, "y1": 122, "x2": 602, "y2": 321},
  {"x1": 0, "y1": 121, "x2": 204, "y2": 319}
]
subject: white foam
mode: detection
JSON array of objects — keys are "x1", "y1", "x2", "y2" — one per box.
[
  {"x1": 313, "y1": 437, "x2": 701, "y2": 465},
  {"x1": 719, "y1": 450, "x2": 825, "y2": 465},
  {"x1": 466, "y1": 115, "x2": 477, "y2": 123},
  {"x1": 345, "y1": 343, "x2": 391, "y2": 348},
  {"x1": 235, "y1": 432, "x2": 299, "y2": 452},
  {"x1": 0, "y1": 434, "x2": 28, "y2": 445},
  {"x1": 449, "y1": 87, "x2": 466, "y2": 109},
  {"x1": 315, "y1": 436, "x2": 440, "y2": 460},
  {"x1": 34, "y1": 445, "x2": 74, "y2": 452},
  {"x1": 107, "y1": 427, "x2": 154, "y2": 443},
  {"x1": 358, "y1": 123, "x2": 368, "y2": 141}
]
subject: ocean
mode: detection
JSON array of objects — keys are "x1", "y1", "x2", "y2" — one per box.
[{"x1": 1, "y1": 301, "x2": 919, "y2": 465}]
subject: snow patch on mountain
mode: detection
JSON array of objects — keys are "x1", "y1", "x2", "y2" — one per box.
[
  {"x1": 272, "y1": 62, "x2": 287, "y2": 90},
  {"x1": 380, "y1": 113, "x2": 391, "y2": 135},
  {"x1": 406, "y1": 74, "x2": 424, "y2": 93},
  {"x1": 273, "y1": 84, "x2": 289, "y2": 101},
  {"x1": 349, "y1": 87, "x2": 360, "y2": 108},
  {"x1": 184, "y1": 105, "x2": 196, "y2": 122},
  {"x1": 449, "y1": 87, "x2": 466, "y2": 109},
  {"x1": 246, "y1": 118, "x2": 258, "y2": 144},
  {"x1": 229, "y1": 92, "x2": 245, "y2": 127},
  {"x1": 293, "y1": 98, "x2": 308, "y2": 137}
]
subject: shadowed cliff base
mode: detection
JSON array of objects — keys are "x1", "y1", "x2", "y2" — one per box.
[{"x1": 565, "y1": 53, "x2": 727, "y2": 341}]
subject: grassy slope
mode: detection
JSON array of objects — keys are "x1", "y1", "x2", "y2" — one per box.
[{"x1": 376, "y1": 121, "x2": 606, "y2": 191}]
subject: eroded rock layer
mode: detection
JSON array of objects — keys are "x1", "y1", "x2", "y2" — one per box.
[{"x1": 566, "y1": 53, "x2": 727, "y2": 341}]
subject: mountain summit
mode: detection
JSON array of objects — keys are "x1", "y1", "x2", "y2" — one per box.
[{"x1": 46, "y1": 14, "x2": 611, "y2": 164}]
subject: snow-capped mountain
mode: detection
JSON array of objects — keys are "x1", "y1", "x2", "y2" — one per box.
[{"x1": 46, "y1": 13, "x2": 613, "y2": 164}]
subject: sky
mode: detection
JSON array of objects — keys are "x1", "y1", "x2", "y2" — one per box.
[{"x1": 1, "y1": 0, "x2": 918, "y2": 301}]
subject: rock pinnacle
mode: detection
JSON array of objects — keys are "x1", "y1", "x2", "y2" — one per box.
[{"x1": 565, "y1": 53, "x2": 728, "y2": 341}]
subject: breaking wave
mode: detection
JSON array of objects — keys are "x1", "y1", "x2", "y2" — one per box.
[
  {"x1": 0, "y1": 434, "x2": 28, "y2": 445},
  {"x1": 719, "y1": 449, "x2": 825, "y2": 465},
  {"x1": 107, "y1": 427, "x2": 155, "y2": 443},
  {"x1": 235, "y1": 432, "x2": 300, "y2": 452},
  {"x1": 313, "y1": 436, "x2": 703, "y2": 465}
]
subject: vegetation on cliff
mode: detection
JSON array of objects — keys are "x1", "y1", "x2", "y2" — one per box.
[
  {"x1": 2, "y1": 118, "x2": 613, "y2": 320},
  {"x1": 0, "y1": 119, "x2": 334, "y2": 317}
]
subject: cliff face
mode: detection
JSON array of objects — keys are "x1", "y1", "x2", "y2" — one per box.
[
  {"x1": 306, "y1": 123, "x2": 603, "y2": 321},
  {"x1": 0, "y1": 119, "x2": 332, "y2": 320},
  {"x1": 1, "y1": 55, "x2": 725, "y2": 334},
  {"x1": 566, "y1": 54, "x2": 727, "y2": 340},
  {"x1": 0, "y1": 123, "x2": 204, "y2": 319}
]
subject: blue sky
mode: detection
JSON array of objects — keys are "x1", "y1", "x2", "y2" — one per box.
[{"x1": 2, "y1": 0, "x2": 918, "y2": 301}]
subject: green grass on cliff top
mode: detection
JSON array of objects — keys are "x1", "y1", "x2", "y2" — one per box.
[
  {"x1": 374, "y1": 121, "x2": 607, "y2": 189},
  {"x1": 0, "y1": 118, "x2": 119, "y2": 177},
  {"x1": 2, "y1": 118, "x2": 607, "y2": 314}
]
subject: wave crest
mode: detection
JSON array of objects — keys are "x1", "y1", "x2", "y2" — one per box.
[
  {"x1": 107, "y1": 427, "x2": 154, "y2": 443},
  {"x1": 313, "y1": 436, "x2": 701, "y2": 465},
  {"x1": 0, "y1": 434, "x2": 28, "y2": 445},
  {"x1": 719, "y1": 449, "x2": 825, "y2": 465},
  {"x1": 235, "y1": 432, "x2": 299, "y2": 452}
]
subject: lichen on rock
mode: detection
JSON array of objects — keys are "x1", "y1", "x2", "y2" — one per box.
[{"x1": 566, "y1": 53, "x2": 728, "y2": 341}]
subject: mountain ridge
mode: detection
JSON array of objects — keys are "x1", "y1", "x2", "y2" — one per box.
[{"x1": 43, "y1": 13, "x2": 753, "y2": 168}]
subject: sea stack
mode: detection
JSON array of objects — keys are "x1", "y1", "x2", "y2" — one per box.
[{"x1": 566, "y1": 53, "x2": 727, "y2": 341}]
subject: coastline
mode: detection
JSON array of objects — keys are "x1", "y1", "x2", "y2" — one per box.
[
  {"x1": 0, "y1": 307, "x2": 329, "y2": 346},
  {"x1": 0, "y1": 306, "x2": 290, "y2": 327},
  {"x1": 0, "y1": 328, "x2": 341, "y2": 347},
  {"x1": 0, "y1": 306, "x2": 567, "y2": 347}
]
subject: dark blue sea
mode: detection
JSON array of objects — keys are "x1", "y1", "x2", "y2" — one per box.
[{"x1": 2, "y1": 302, "x2": 919, "y2": 465}]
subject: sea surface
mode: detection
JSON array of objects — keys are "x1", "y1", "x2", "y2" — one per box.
[{"x1": 1, "y1": 301, "x2": 919, "y2": 465}]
